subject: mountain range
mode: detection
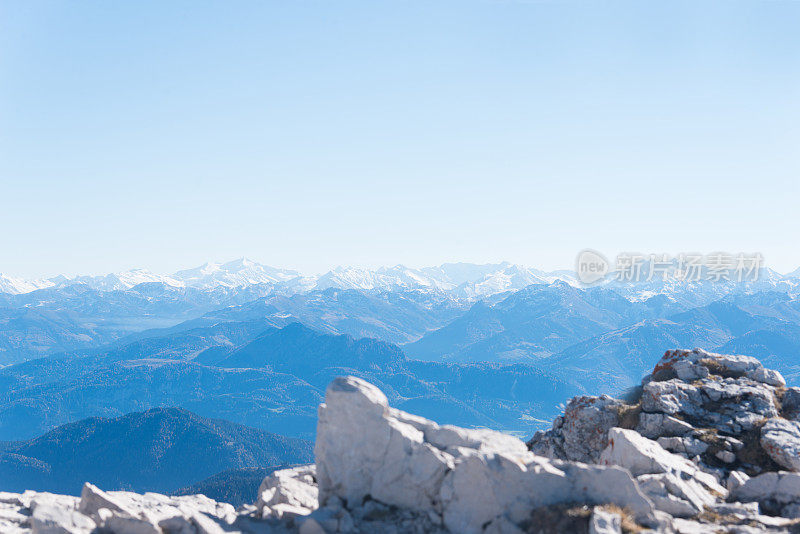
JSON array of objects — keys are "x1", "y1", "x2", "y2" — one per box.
[
  {"x1": 3, "y1": 259, "x2": 800, "y2": 501},
  {"x1": 2, "y1": 259, "x2": 799, "y2": 366},
  {"x1": 0, "y1": 259, "x2": 568, "y2": 296}
]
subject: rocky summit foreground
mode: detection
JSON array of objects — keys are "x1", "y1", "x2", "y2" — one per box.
[{"x1": 4, "y1": 350, "x2": 800, "y2": 533}]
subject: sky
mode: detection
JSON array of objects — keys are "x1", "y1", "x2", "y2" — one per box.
[{"x1": 1, "y1": 0, "x2": 799, "y2": 278}]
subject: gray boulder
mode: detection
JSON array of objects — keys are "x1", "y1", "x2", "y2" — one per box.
[
  {"x1": 527, "y1": 395, "x2": 625, "y2": 462},
  {"x1": 653, "y1": 349, "x2": 785, "y2": 387},
  {"x1": 761, "y1": 418, "x2": 800, "y2": 472},
  {"x1": 731, "y1": 471, "x2": 800, "y2": 518}
]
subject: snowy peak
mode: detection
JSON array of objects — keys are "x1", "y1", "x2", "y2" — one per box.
[
  {"x1": 0, "y1": 269, "x2": 187, "y2": 294},
  {"x1": 0, "y1": 273, "x2": 55, "y2": 295},
  {"x1": 55, "y1": 269, "x2": 184, "y2": 291},
  {"x1": 172, "y1": 258, "x2": 302, "y2": 289},
  {"x1": 314, "y1": 265, "x2": 445, "y2": 291},
  {"x1": 311, "y1": 263, "x2": 576, "y2": 295}
]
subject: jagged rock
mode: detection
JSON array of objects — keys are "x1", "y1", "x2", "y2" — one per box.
[
  {"x1": 0, "y1": 486, "x2": 240, "y2": 534},
  {"x1": 636, "y1": 412, "x2": 693, "y2": 439},
  {"x1": 78, "y1": 483, "x2": 136, "y2": 519},
  {"x1": 760, "y1": 418, "x2": 800, "y2": 472},
  {"x1": 527, "y1": 395, "x2": 624, "y2": 462},
  {"x1": 653, "y1": 349, "x2": 786, "y2": 387},
  {"x1": 707, "y1": 500, "x2": 760, "y2": 516},
  {"x1": 257, "y1": 465, "x2": 318, "y2": 517},
  {"x1": 441, "y1": 453, "x2": 654, "y2": 533},
  {"x1": 643, "y1": 349, "x2": 786, "y2": 436},
  {"x1": 641, "y1": 377, "x2": 779, "y2": 434},
  {"x1": 0, "y1": 502, "x2": 29, "y2": 534},
  {"x1": 636, "y1": 474, "x2": 701, "y2": 518},
  {"x1": 76, "y1": 482, "x2": 237, "y2": 533},
  {"x1": 731, "y1": 471, "x2": 800, "y2": 518},
  {"x1": 316, "y1": 376, "x2": 654, "y2": 534},
  {"x1": 601, "y1": 428, "x2": 725, "y2": 492},
  {"x1": 30, "y1": 504, "x2": 95, "y2": 534},
  {"x1": 657, "y1": 435, "x2": 709, "y2": 457},
  {"x1": 600, "y1": 428, "x2": 725, "y2": 518},
  {"x1": 315, "y1": 376, "x2": 457, "y2": 511}
]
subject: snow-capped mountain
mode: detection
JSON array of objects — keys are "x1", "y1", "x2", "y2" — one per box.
[
  {"x1": 441, "y1": 262, "x2": 576, "y2": 298},
  {"x1": 311, "y1": 262, "x2": 576, "y2": 295},
  {"x1": 313, "y1": 265, "x2": 444, "y2": 292},
  {"x1": 172, "y1": 258, "x2": 304, "y2": 290},
  {"x1": 2, "y1": 259, "x2": 799, "y2": 299},
  {"x1": 0, "y1": 274, "x2": 55, "y2": 295},
  {"x1": 0, "y1": 269, "x2": 186, "y2": 295},
  {"x1": 603, "y1": 266, "x2": 798, "y2": 305},
  {"x1": 57, "y1": 269, "x2": 185, "y2": 292}
]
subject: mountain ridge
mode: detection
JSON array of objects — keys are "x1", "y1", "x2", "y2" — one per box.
[{"x1": 0, "y1": 407, "x2": 313, "y2": 495}]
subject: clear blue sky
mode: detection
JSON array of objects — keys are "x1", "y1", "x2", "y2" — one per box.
[{"x1": 1, "y1": 1, "x2": 799, "y2": 278}]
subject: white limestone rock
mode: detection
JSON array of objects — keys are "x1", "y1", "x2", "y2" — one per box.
[
  {"x1": 439, "y1": 452, "x2": 654, "y2": 533},
  {"x1": 257, "y1": 465, "x2": 319, "y2": 517},
  {"x1": 30, "y1": 504, "x2": 95, "y2": 534},
  {"x1": 29, "y1": 493, "x2": 80, "y2": 514},
  {"x1": 25, "y1": 493, "x2": 92, "y2": 534},
  {"x1": 78, "y1": 483, "x2": 136, "y2": 519},
  {"x1": 315, "y1": 376, "x2": 456, "y2": 512},
  {"x1": 316, "y1": 376, "x2": 655, "y2": 534},
  {"x1": 761, "y1": 418, "x2": 800, "y2": 472},
  {"x1": 0, "y1": 501, "x2": 29, "y2": 534},
  {"x1": 635, "y1": 474, "x2": 708, "y2": 518},
  {"x1": 75, "y1": 482, "x2": 236, "y2": 534},
  {"x1": 601, "y1": 428, "x2": 724, "y2": 491},
  {"x1": 600, "y1": 427, "x2": 726, "y2": 518}
]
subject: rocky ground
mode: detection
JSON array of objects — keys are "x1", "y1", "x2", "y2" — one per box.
[{"x1": 4, "y1": 348, "x2": 800, "y2": 533}]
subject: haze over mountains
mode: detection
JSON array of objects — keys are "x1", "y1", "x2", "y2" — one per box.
[
  {"x1": 2, "y1": 259, "x2": 798, "y2": 364},
  {"x1": 3, "y1": 259, "x2": 800, "y2": 499}
]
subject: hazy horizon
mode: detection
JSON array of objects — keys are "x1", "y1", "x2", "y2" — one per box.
[{"x1": 4, "y1": 255, "x2": 799, "y2": 283}]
